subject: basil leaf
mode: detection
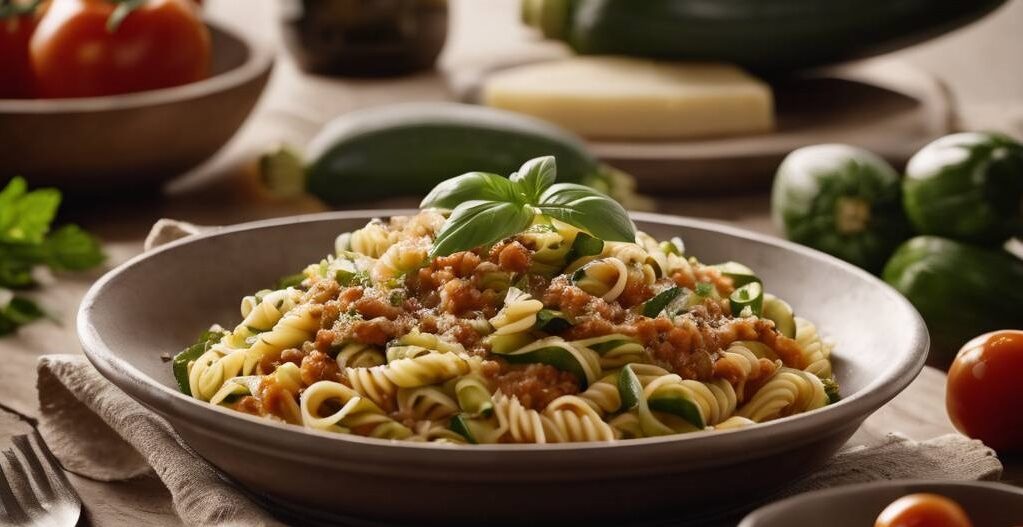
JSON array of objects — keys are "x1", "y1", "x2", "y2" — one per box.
[
  {"x1": 420, "y1": 172, "x2": 521, "y2": 210},
  {"x1": 42, "y1": 224, "x2": 105, "y2": 271},
  {"x1": 565, "y1": 232, "x2": 604, "y2": 263},
  {"x1": 0, "y1": 295, "x2": 46, "y2": 335},
  {"x1": 430, "y1": 200, "x2": 534, "y2": 257},
  {"x1": 537, "y1": 183, "x2": 635, "y2": 243},
  {"x1": 0, "y1": 177, "x2": 60, "y2": 246},
  {"x1": 173, "y1": 330, "x2": 228, "y2": 395},
  {"x1": 509, "y1": 156, "x2": 556, "y2": 203}
]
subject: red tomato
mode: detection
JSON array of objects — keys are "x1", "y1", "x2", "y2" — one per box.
[
  {"x1": 0, "y1": 4, "x2": 40, "y2": 98},
  {"x1": 29, "y1": 0, "x2": 210, "y2": 98},
  {"x1": 875, "y1": 493, "x2": 973, "y2": 527},
  {"x1": 946, "y1": 330, "x2": 1023, "y2": 452}
]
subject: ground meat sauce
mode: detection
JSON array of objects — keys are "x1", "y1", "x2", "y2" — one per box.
[
  {"x1": 263, "y1": 225, "x2": 808, "y2": 414},
  {"x1": 487, "y1": 362, "x2": 580, "y2": 411}
]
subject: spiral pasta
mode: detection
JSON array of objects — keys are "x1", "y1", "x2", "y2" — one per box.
[
  {"x1": 371, "y1": 239, "x2": 430, "y2": 282},
  {"x1": 175, "y1": 209, "x2": 839, "y2": 445},
  {"x1": 489, "y1": 287, "x2": 544, "y2": 335},
  {"x1": 347, "y1": 352, "x2": 474, "y2": 410},
  {"x1": 574, "y1": 258, "x2": 629, "y2": 301},
  {"x1": 350, "y1": 221, "x2": 397, "y2": 258},
  {"x1": 335, "y1": 342, "x2": 386, "y2": 369},
  {"x1": 795, "y1": 317, "x2": 833, "y2": 379},
  {"x1": 737, "y1": 368, "x2": 827, "y2": 423}
]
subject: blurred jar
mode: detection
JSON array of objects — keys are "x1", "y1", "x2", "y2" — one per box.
[{"x1": 280, "y1": 0, "x2": 448, "y2": 77}]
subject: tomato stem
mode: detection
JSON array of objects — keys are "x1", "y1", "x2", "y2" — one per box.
[
  {"x1": 106, "y1": 0, "x2": 148, "y2": 32},
  {"x1": 0, "y1": 0, "x2": 43, "y2": 18}
]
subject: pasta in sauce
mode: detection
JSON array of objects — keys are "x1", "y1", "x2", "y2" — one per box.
[{"x1": 176, "y1": 210, "x2": 839, "y2": 444}]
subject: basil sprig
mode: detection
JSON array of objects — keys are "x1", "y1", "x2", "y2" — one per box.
[{"x1": 422, "y1": 156, "x2": 636, "y2": 257}]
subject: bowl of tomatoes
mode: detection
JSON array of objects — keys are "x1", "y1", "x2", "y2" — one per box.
[
  {"x1": 740, "y1": 480, "x2": 1023, "y2": 527},
  {"x1": 0, "y1": 0, "x2": 274, "y2": 189}
]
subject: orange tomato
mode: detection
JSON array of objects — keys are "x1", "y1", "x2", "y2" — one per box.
[
  {"x1": 29, "y1": 0, "x2": 210, "y2": 98},
  {"x1": 875, "y1": 493, "x2": 973, "y2": 527},
  {"x1": 946, "y1": 330, "x2": 1023, "y2": 452},
  {"x1": 0, "y1": 1, "x2": 41, "y2": 98}
]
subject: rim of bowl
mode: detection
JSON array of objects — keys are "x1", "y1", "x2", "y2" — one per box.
[
  {"x1": 78, "y1": 210, "x2": 929, "y2": 456},
  {"x1": 0, "y1": 20, "x2": 274, "y2": 113},
  {"x1": 738, "y1": 480, "x2": 1023, "y2": 526}
]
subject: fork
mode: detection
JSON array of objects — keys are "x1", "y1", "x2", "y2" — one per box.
[{"x1": 0, "y1": 431, "x2": 82, "y2": 526}]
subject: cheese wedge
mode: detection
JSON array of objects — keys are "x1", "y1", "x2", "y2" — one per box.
[{"x1": 483, "y1": 57, "x2": 774, "y2": 140}]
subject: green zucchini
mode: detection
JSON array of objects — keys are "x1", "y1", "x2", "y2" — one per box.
[
  {"x1": 261, "y1": 102, "x2": 641, "y2": 207},
  {"x1": 642, "y1": 286, "x2": 682, "y2": 317},
  {"x1": 772, "y1": 144, "x2": 911, "y2": 274},
  {"x1": 903, "y1": 132, "x2": 1023, "y2": 244},
  {"x1": 525, "y1": 0, "x2": 1008, "y2": 72},
  {"x1": 761, "y1": 294, "x2": 796, "y2": 338},
  {"x1": 730, "y1": 282, "x2": 763, "y2": 317},
  {"x1": 882, "y1": 236, "x2": 1023, "y2": 363},
  {"x1": 617, "y1": 365, "x2": 642, "y2": 412}
]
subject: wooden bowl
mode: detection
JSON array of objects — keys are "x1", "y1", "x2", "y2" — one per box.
[
  {"x1": 78, "y1": 210, "x2": 928, "y2": 526},
  {"x1": 0, "y1": 22, "x2": 273, "y2": 190}
]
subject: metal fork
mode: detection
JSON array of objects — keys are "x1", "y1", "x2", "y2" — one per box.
[{"x1": 0, "y1": 431, "x2": 82, "y2": 526}]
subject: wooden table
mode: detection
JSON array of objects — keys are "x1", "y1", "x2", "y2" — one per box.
[{"x1": 2, "y1": 1, "x2": 1021, "y2": 525}]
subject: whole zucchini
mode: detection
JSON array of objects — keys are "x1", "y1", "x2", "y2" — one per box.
[
  {"x1": 882, "y1": 236, "x2": 1023, "y2": 363},
  {"x1": 903, "y1": 132, "x2": 1023, "y2": 245},
  {"x1": 261, "y1": 102, "x2": 642, "y2": 208},
  {"x1": 524, "y1": 0, "x2": 1008, "y2": 72},
  {"x1": 771, "y1": 144, "x2": 911, "y2": 273}
]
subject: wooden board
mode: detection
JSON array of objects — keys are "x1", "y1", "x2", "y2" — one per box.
[{"x1": 456, "y1": 58, "x2": 954, "y2": 193}]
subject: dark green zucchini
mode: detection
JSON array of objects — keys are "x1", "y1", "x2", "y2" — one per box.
[
  {"x1": 261, "y1": 102, "x2": 639, "y2": 206},
  {"x1": 882, "y1": 236, "x2": 1023, "y2": 364},
  {"x1": 524, "y1": 0, "x2": 1008, "y2": 72},
  {"x1": 903, "y1": 132, "x2": 1023, "y2": 245}
]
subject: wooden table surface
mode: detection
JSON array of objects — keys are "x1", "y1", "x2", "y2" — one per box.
[{"x1": 2, "y1": 1, "x2": 1022, "y2": 525}]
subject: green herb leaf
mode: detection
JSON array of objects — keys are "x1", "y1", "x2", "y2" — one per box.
[
  {"x1": 172, "y1": 330, "x2": 228, "y2": 395},
  {"x1": 0, "y1": 295, "x2": 46, "y2": 336},
  {"x1": 430, "y1": 200, "x2": 533, "y2": 257},
  {"x1": 420, "y1": 172, "x2": 521, "y2": 210},
  {"x1": 0, "y1": 177, "x2": 60, "y2": 245},
  {"x1": 42, "y1": 225, "x2": 105, "y2": 271},
  {"x1": 537, "y1": 183, "x2": 635, "y2": 243},
  {"x1": 565, "y1": 232, "x2": 603, "y2": 263},
  {"x1": 509, "y1": 155, "x2": 556, "y2": 203}
]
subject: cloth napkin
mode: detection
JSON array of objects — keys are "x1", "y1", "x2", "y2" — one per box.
[{"x1": 34, "y1": 220, "x2": 1004, "y2": 526}]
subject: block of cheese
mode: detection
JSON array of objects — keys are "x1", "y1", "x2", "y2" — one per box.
[{"x1": 482, "y1": 57, "x2": 774, "y2": 140}]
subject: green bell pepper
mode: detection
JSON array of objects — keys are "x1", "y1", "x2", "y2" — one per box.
[
  {"x1": 882, "y1": 236, "x2": 1023, "y2": 363},
  {"x1": 903, "y1": 132, "x2": 1023, "y2": 244},
  {"x1": 772, "y1": 144, "x2": 912, "y2": 273}
]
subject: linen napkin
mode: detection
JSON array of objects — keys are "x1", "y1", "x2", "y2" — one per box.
[{"x1": 33, "y1": 219, "x2": 1004, "y2": 526}]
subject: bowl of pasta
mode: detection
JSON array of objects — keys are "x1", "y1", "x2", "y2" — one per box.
[{"x1": 78, "y1": 158, "x2": 927, "y2": 525}]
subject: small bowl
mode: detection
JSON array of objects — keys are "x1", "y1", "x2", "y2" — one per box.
[
  {"x1": 0, "y1": 22, "x2": 273, "y2": 190},
  {"x1": 740, "y1": 480, "x2": 1023, "y2": 526},
  {"x1": 78, "y1": 211, "x2": 928, "y2": 525}
]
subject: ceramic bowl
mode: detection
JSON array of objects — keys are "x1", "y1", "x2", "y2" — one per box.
[
  {"x1": 0, "y1": 22, "x2": 273, "y2": 190},
  {"x1": 78, "y1": 211, "x2": 928, "y2": 526},
  {"x1": 740, "y1": 480, "x2": 1023, "y2": 526}
]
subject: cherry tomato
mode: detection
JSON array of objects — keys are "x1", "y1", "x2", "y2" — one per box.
[
  {"x1": 875, "y1": 493, "x2": 973, "y2": 527},
  {"x1": 946, "y1": 330, "x2": 1023, "y2": 452},
  {"x1": 0, "y1": 1, "x2": 42, "y2": 98},
  {"x1": 29, "y1": 0, "x2": 210, "y2": 98}
]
